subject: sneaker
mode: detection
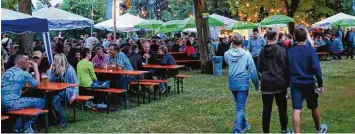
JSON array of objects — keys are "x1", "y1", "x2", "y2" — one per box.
[
  {"x1": 280, "y1": 129, "x2": 292, "y2": 134},
  {"x1": 85, "y1": 101, "x2": 93, "y2": 107},
  {"x1": 240, "y1": 123, "x2": 251, "y2": 133},
  {"x1": 96, "y1": 103, "x2": 107, "y2": 109},
  {"x1": 317, "y1": 124, "x2": 328, "y2": 134},
  {"x1": 24, "y1": 126, "x2": 34, "y2": 134},
  {"x1": 161, "y1": 88, "x2": 167, "y2": 94}
]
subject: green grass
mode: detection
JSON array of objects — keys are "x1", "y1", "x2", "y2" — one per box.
[{"x1": 51, "y1": 59, "x2": 355, "y2": 133}]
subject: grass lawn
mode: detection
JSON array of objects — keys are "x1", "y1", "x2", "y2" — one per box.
[{"x1": 50, "y1": 59, "x2": 355, "y2": 133}]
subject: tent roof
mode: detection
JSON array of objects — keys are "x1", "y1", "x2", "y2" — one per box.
[
  {"x1": 33, "y1": 7, "x2": 94, "y2": 30},
  {"x1": 94, "y1": 13, "x2": 145, "y2": 32},
  {"x1": 313, "y1": 13, "x2": 355, "y2": 27},
  {"x1": 209, "y1": 13, "x2": 237, "y2": 26},
  {"x1": 1, "y1": 8, "x2": 49, "y2": 33}
]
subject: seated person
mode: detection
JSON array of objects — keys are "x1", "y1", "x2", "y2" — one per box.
[
  {"x1": 47, "y1": 54, "x2": 79, "y2": 127},
  {"x1": 66, "y1": 48, "x2": 81, "y2": 71},
  {"x1": 91, "y1": 47, "x2": 110, "y2": 68},
  {"x1": 128, "y1": 45, "x2": 143, "y2": 71},
  {"x1": 157, "y1": 45, "x2": 176, "y2": 93},
  {"x1": 1, "y1": 53, "x2": 44, "y2": 133},
  {"x1": 77, "y1": 48, "x2": 106, "y2": 108},
  {"x1": 331, "y1": 33, "x2": 344, "y2": 60},
  {"x1": 5, "y1": 44, "x2": 19, "y2": 70},
  {"x1": 31, "y1": 51, "x2": 50, "y2": 74},
  {"x1": 184, "y1": 41, "x2": 198, "y2": 70},
  {"x1": 171, "y1": 39, "x2": 180, "y2": 52},
  {"x1": 140, "y1": 42, "x2": 158, "y2": 78},
  {"x1": 108, "y1": 44, "x2": 135, "y2": 90}
]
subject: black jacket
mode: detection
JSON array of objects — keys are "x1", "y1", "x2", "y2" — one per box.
[
  {"x1": 171, "y1": 44, "x2": 180, "y2": 52},
  {"x1": 216, "y1": 42, "x2": 229, "y2": 56},
  {"x1": 139, "y1": 50, "x2": 158, "y2": 64},
  {"x1": 150, "y1": 44, "x2": 159, "y2": 53},
  {"x1": 258, "y1": 44, "x2": 289, "y2": 94},
  {"x1": 128, "y1": 52, "x2": 143, "y2": 70}
]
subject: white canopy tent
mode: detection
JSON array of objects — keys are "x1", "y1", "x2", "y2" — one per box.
[
  {"x1": 94, "y1": 13, "x2": 145, "y2": 32},
  {"x1": 33, "y1": 7, "x2": 94, "y2": 30},
  {"x1": 313, "y1": 13, "x2": 355, "y2": 28}
]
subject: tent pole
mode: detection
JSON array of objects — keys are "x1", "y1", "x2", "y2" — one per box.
[{"x1": 90, "y1": 0, "x2": 94, "y2": 36}]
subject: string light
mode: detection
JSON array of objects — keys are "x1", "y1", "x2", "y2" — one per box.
[{"x1": 246, "y1": 3, "x2": 250, "y2": 7}]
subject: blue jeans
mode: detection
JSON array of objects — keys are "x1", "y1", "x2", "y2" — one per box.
[
  {"x1": 3, "y1": 97, "x2": 44, "y2": 130},
  {"x1": 52, "y1": 90, "x2": 72, "y2": 124},
  {"x1": 117, "y1": 75, "x2": 135, "y2": 90},
  {"x1": 231, "y1": 91, "x2": 249, "y2": 133}
]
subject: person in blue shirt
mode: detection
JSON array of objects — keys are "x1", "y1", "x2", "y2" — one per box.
[
  {"x1": 248, "y1": 28, "x2": 266, "y2": 78},
  {"x1": 108, "y1": 44, "x2": 135, "y2": 90},
  {"x1": 1, "y1": 53, "x2": 44, "y2": 133},
  {"x1": 345, "y1": 28, "x2": 354, "y2": 59},
  {"x1": 48, "y1": 53, "x2": 79, "y2": 127},
  {"x1": 157, "y1": 45, "x2": 176, "y2": 93},
  {"x1": 337, "y1": 25, "x2": 344, "y2": 42},
  {"x1": 224, "y1": 33, "x2": 259, "y2": 133},
  {"x1": 288, "y1": 27, "x2": 327, "y2": 133},
  {"x1": 331, "y1": 33, "x2": 344, "y2": 60},
  {"x1": 242, "y1": 36, "x2": 249, "y2": 50}
]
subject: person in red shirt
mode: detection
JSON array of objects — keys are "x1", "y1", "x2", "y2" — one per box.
[{"x1": 184, "y1": 41, "x2": 198, "y2": 70}]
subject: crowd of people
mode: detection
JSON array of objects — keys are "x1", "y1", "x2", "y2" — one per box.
[{"x1": 1, "y1": 24, "x2": 354, "y2": 133}]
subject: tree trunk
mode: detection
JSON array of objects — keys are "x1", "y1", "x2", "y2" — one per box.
[
  {"x1": 193, "y1": 0, "x2": 211, "y2": 74},
  {"x1": 284, "y1": 0, "x2": 300, "y2": 36},
  {"x1": 18, "y1": 0, "x2": 34, "y2": 55}
]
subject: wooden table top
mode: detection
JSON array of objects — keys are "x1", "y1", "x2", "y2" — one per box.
[
  {"x1": 94, "y1": 69, "x2": 149, "y2": 76},
  {"x1": 25, "y1": 82, "x2": 78, "y2": 92},
  {"x1": 143, "y1": 64, "x2": 184, "y2": 69},
  {"x1": 169, "y1": 52, "x2": 185, "y2": 55}
]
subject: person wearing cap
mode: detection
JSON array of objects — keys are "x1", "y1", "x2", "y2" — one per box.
[
  {"x1": 258, "y1": 28, "x2": 290, "y2": 133},
  {"x1": 288, "y1": 27, "x2": 327, "y2": 133},
  {"x1": 224, "y1": 33, "x2": 259, "y2": 133},
  {"x1": 32, "y1": 51, "x2": 50, "y2": 74}
]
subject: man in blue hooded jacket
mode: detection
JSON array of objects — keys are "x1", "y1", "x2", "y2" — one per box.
[{"x1": 224, "y1": 33, "x2": 259, "y2": 133}]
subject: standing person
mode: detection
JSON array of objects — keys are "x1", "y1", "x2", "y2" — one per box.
[
  {"x1": 32, "y1": 39, "x2": 45, "y2": 53},
  {"x1": 345, "y1": 28, "x2": 354, "y2": 59},
  {"x1": 242, "y1": 36, "x2": 249, "y2": 50},
  {"x1": 85, "y1": 32, "x2": 100, "y2": 49},
  {"x1": 258, "y1": 28, "x2": 290, "y2": 133},
  {"x1": 1, "y1": 53, "x2": 44, "y2": 133},
  {"x1": 288, "y1": 27, "x2": 327, "y2": 133},
  {"x1": 48, "y1": 54, "x2": 79, "y2": 127},
  {"x1": 1, "y1": 34, "x2": 12, "y2": 52},
  {"x1": 248, "y1": 28, "x2": 266, "y2": 78},
  {"x1": 224, "y1": 33, "x2": 259, "y2": 133}
]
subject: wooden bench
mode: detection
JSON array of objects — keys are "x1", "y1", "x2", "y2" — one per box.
[
  {"x1": 1, "y1": 116, "x2": 9, "y2": 121},
  {"x1": 94, "y1": 88, "x2": 127, "y2": 114},
  {"x1": 130, "y1": 81, "x2": 160, "y2": 104},
  {"x1": 6, "y1": 109, "x2": 49, "y2": 132},
  {"x1": 72, "y1": 95, "x2": 94, "y2": 122},
  {"x1": 317, "y1": 52, "x2": 329, "y2": 60},
  {"x1": 176, "y1": 75, "x2": 192, "y2": 93},
  {"x1": 139, "y1": 79, "x2": 168, "y2": 83}
]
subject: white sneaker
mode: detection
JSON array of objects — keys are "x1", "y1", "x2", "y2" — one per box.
[
  {"x1": 317, "y1": 124, "x2": 328, "y2": 134},
  {"x1": 96, "y1": 103, "x2": 107, "y2": 109}
]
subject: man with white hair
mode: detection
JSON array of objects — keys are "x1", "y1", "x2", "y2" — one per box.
[{"x1": 1, "y1": 53, "x2": 44, "y2": 133}]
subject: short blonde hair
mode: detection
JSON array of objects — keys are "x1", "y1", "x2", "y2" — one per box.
[{"x1": 159, "y1": 45, "x2": 168, "y2": 53}]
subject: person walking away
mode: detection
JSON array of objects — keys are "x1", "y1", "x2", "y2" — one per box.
[
  {"x1": 248, "y1": 28, "x2": 266, "y2": 78},
  {"x1": 224, "y1": 33, "x2": 259, "y2": 133},
  {"x1": 1, "y1": 53, "x2": 44, "y2": 133},
  {"x1": 85, "y1": 32, "x2": 100, "y2": 49},
  {"x1": 288, "y1": 27, "x2": 327, "y2": 133},
  {"x1": 345, "y1": 28, "x2": 354, "y2": 59},
  {"x1": 258, "y1": 28, "x2": 290, "y2": 133}
]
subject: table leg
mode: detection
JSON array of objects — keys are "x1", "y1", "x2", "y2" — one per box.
[
  {"x1": 64, "y1": 90, "x2": 68, "y2": 126},
  {"x1": 43, "y1": 91, "x2": 48, "y2": 133},
  {"x1": 137, "y1": 75, "x2": 141, "y2": 106}
]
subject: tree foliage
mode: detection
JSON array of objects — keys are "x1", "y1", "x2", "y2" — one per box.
[
  {"x1": 1, "y1": 0, "x2": 18, "y2": 10},
  {"x1": 60, "y1": 0, "x2": 106, "y2": 23},
  {"x1": 229, "y1": 0, "x2": 353, "y2": 26}
]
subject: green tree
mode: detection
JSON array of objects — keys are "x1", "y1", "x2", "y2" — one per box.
[
  {"x1": 1, "y1": 0, "x2": 18, "y2": 10},
  {"x1": 207, "y1": 0, "x2": 232, "y2": 17},
  {"x1": 60, "y1": 0, "x2": 106, "y2": 23}
]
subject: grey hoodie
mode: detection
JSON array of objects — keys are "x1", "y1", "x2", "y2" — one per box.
[{"x1": 224, "y1": 48, "x2": 259, "y2": 91}]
